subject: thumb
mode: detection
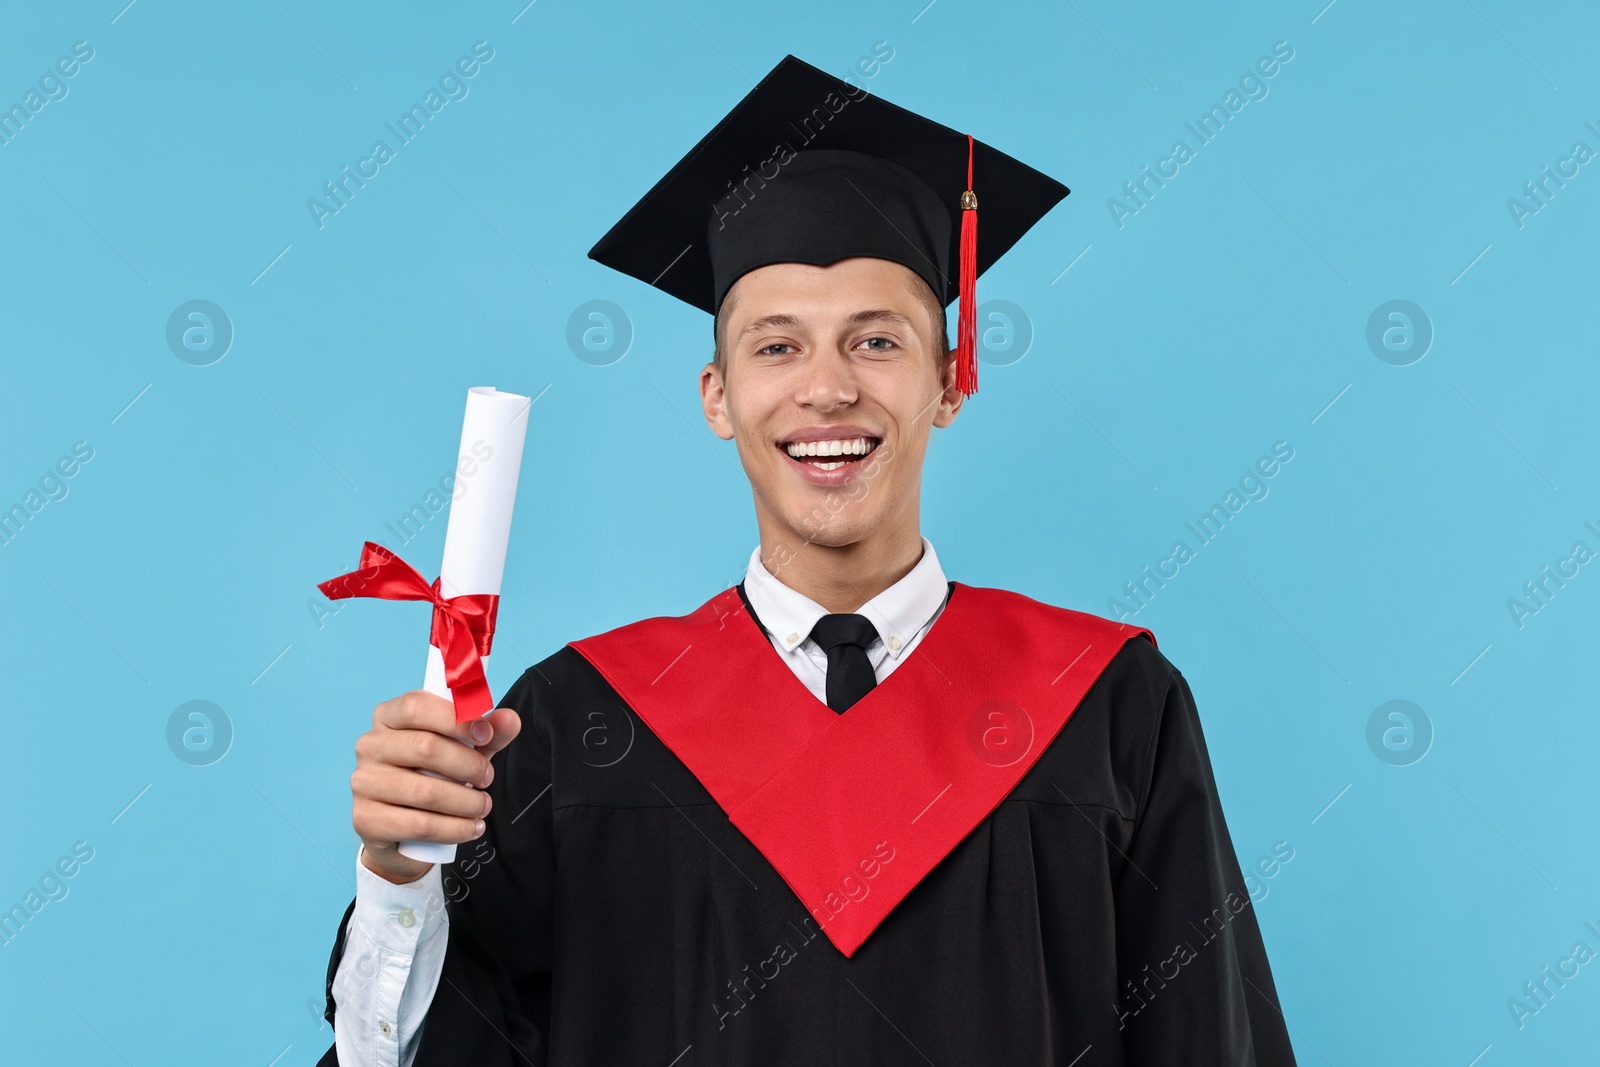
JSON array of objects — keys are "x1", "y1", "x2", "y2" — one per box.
[{"x1": 476, "y1": 706, "x2": 523, "y2": 758}]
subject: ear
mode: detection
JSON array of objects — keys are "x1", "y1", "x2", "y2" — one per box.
[
  {"x1": 700, "y1": 361, "x2": 735, "y2": 440},
  {"x1": 931, "y1": 350, "x2": 965, "y2": 428}
]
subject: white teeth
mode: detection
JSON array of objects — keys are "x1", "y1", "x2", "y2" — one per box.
[
  {"x1": 814, "y1": 460, "x2": 845, "y2": 470},
  {"x1": 784, "y1": 436, "x2": 875, "y2": 459}
]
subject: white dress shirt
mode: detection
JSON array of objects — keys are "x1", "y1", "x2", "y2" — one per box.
[
  {"x1": 331, "y1": 539, "x2": 950, "y2": 1066},
  {"x1": 739, "y1": 535, "x2": 950, "y2": 703}
]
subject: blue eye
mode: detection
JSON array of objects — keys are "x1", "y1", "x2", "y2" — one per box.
[
  {"x1": 759, "y1": 343, "x2": 794, "y2": 355},
  {"x1": 861, "y1": 337, "x2": 895, "y2": 351}
]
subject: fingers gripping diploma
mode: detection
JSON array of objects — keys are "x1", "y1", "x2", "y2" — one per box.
[{"x1": 350, "y1": 690, "x2": 522, "y2": 886}]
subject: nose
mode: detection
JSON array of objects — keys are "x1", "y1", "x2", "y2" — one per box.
[{"x1": 794, "y1": 347, "x2": 858, "y2": 412}]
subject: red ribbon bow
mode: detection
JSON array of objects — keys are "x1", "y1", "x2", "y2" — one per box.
[{"x1": 317, "y1": 541, "x2": 500, "y2": 722}]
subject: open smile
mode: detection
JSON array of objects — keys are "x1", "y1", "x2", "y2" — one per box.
[
  {"x1": 778, "y1": 435, "x2": 881, "y2": 471},
  {"x1": 775, "y1": 430, "x2": 885, "y2": 488}
]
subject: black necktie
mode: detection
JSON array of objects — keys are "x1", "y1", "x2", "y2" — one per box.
[{"x1": 808, "y1": 613, "x2": 879, "y2": 713}]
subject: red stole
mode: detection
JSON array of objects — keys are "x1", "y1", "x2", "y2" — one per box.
[{"x1": 569, "y1": 582, "x2": 1154, "y2": 957}]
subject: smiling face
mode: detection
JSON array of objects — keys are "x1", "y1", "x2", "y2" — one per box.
[{"x1": 700, "y1": 256, "x2": 964, "y2": 564}]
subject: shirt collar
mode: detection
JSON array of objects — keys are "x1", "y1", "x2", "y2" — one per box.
[{"x1": 742, "y1": 537, "x2": 948, "y2": 659}]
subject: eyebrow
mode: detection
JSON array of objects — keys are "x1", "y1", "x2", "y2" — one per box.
[
  {"x1": 847, "y1": 309, "x2": 916, "y2": 329},
  {"x1": 736, "y1": 308, "x2": 917, "y2": 339},
  {"x1": 737, "y1": 313, "x2": 803, "y2": 339}
]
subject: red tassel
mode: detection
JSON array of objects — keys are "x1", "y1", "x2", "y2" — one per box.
[{"x1": 954, "y1": 134, "x2": 979, "y2": 397}]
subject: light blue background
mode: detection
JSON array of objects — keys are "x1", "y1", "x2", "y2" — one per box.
[{"x1": 2, "y1": 1, "x2": 1596, "y2": 1063}]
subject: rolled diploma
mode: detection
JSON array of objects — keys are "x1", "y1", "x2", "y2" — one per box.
[{"x1": 399, "y1": 386, "x2": 529, "y2": 865}]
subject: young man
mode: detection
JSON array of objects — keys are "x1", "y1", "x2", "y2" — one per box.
[{"x1": 318, "y1": 55, "x2": 1297, "y2": 1066}]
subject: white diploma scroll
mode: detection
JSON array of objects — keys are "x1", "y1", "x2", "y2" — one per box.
[{"x1": 400, "y1": 386, "x2": 529, "y2": 865}]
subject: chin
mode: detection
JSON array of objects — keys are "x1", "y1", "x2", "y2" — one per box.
[{"x1": 780, "y1": 512, "x2": 876, "y2": 549}]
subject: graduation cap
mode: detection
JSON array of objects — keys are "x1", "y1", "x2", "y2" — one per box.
[{"x1": 587, "y1": 54, "x2": 1070, "y2": 396}]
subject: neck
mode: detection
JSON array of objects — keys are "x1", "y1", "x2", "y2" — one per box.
[{"x1": 755, "y1": 512, "x2": 925, "y2": 614}]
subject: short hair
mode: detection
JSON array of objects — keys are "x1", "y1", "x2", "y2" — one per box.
[{"x1": 713, "y1": 274, "x2": 951, "y2": 375}]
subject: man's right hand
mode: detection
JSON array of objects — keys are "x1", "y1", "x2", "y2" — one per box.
[{"x1": 350, "y1": 690, "x2": 523, "y2": 885}]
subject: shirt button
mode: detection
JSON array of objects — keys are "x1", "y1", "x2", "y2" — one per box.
[
  {"x1": 888, "y1": 636, "x2": 902, "y2": 651},
  {"x1": 396, "y1": 908, "x2": 416, "y2": 928},
  {"x1": 787, "y1": 632, "x2": 799, "y2": 645},
  {"x1": 379, "y1": 1020, "x2": 393, "y2": 1037}
]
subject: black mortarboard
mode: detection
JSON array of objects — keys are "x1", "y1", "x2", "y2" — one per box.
[{"x1": 587, "y1": 54, "x2": 1070, "y2": 396}]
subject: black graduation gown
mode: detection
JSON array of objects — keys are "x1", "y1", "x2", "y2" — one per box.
[{"x1": 317, "y1": 582, "x2": 1297, "y2": 1066}]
